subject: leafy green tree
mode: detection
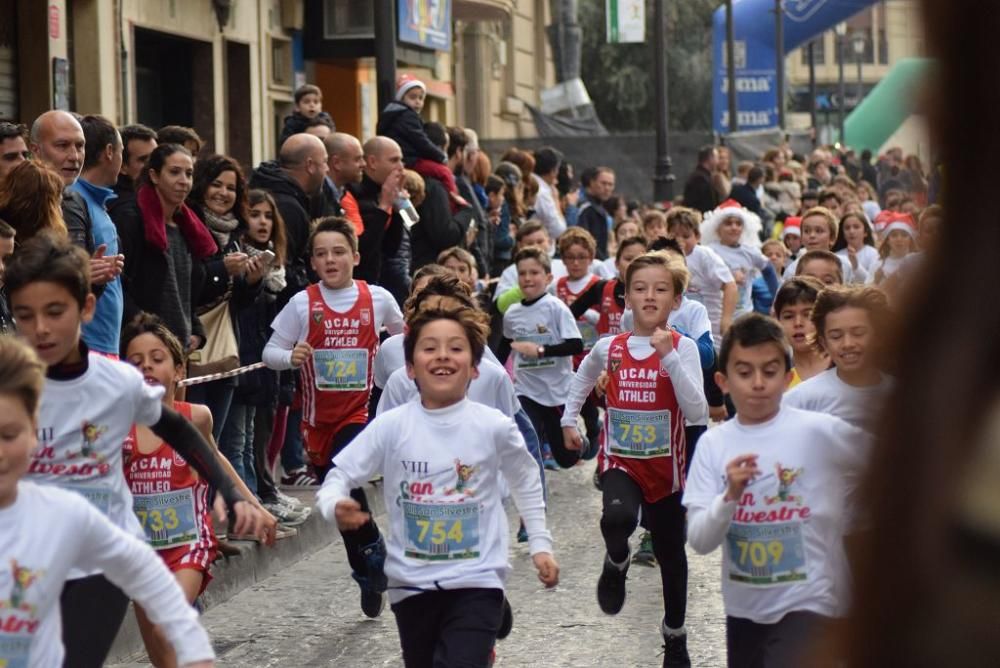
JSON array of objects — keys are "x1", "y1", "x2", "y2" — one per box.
[{"x1": 579, "y1": 0, "x2": 719, "y2": 131}]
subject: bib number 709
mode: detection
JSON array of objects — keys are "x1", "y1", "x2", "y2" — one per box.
[
  {"x1": 415, "y1": 518, "x2": 464, "y2": 545},
  {"x1": 734, "y1": 539, "x2": 784, "y2": 568}
]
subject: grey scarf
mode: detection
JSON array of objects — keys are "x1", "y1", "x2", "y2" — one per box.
[{"x1": 201, "y1": 208, "x2": 240, "y2": 249}]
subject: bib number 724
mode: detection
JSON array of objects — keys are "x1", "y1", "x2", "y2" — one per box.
[{"x1": 324, "y1": 359, "x2": 357, "y2": 378}]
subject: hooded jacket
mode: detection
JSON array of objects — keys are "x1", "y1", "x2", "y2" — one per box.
[{"x1": 376, "y1": 102, "x2": 447, "y2": 167}]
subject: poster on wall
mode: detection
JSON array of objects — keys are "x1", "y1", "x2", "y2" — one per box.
[
  {"x1": 398, "y1": 0, "x2": 452, "y2": 52},
  {"x1": 607, "y1": 0, "x2": 645, "y2": 44}
]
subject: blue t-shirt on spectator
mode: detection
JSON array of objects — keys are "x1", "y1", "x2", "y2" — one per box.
[{"x1": 70, "y1": 178, "x2": 122, "y2": 355}]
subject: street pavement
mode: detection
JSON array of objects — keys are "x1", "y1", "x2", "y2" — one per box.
[{"x1": 110, "y1": 460, "x2": 726, "y2": 667}]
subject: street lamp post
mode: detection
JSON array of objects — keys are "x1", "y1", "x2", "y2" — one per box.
[
  {"x1": 652, "y1": 0, "x2": 674, "y2": 202},
  {"x1": 835, "y1": 22, "x2": 847, "y2": 143},
  {"x1": 373, "y1": 0, "x2": 397, "y2": 112},
  {"x1": 851, "y1": 30, "x2": 867, "y2": 111}
]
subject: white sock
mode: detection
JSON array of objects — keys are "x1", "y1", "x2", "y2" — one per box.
[
  {"x1": 607, "y1": 551, "x2": 630, "y2": 570},
  {"x1": 662, "y1": 621, "x2": 686, "y2": 638}
]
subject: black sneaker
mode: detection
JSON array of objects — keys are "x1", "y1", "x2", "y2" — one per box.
[
  {"x1": 596, "y1": 553, "x2": 628, "y2": 615},
  {"x1": 352, "y1": 537, "x2": 388, "y2": 618},
  {"x1": 497, "y1": 597, "x2": 513, "y2": 640},
  {"x1": 662, "y1": 632, "x2": 691, "y2": 668},
  {"x1": 593, "y1": 468, "x2": 602, "y2": 491}
]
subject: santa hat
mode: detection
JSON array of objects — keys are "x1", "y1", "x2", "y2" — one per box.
[
  {"x1": 873, "y1": 210, "x2": 897, "y2": 235},
  {"x1": 700, "y1": 199, "x2": 763, "y2": 248},
  {"x1": 782, "y1": 216, "x2": 802, "y2": 237},
  {"x1": 395, "y1": 74, "x2": 426, "y2": 101},
  {"x1": 882, "y1": 213, "x2": 917, "y2": 238}
]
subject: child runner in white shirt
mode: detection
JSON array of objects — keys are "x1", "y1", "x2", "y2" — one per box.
[
  {"x1": 263, "y1": 216, "x2": 404, "y2": 619},
  {"x1": 0, "y1": 335, "x2": 217, "y2": 668},
  {"x1": 701, "y1": 200, "x2": 779, "y2": 321},
  {"x1": 773, "y1": 277, "x2": 829, "y2": 389},
  {"x1": 318, "y1": 294, "x2": 557, "y2": 668},
  {"x1": 501, "y1": 247, "x2": 584, "y2": 469},
  {"x1": 832, "y1": 211, "x2": 879, "y2": 277},
  {"x1": 783, "y1": 207, "x2": 861, "y2": 284},
  {"x1": 562, "y1": 252, "x2": 707, "y2": 667},
  {"x1": 783, "y1": 285, "x2": 893, "y2": 434},
  {"x1": 4, "y1": 234, "x2": 261, "y2": 667},
  {"x1": 684, "y1": 314, "x2": 870, "y2": 668},
  {"x1": 868, "y1": 214, "x2": 918, "y2": 287}
]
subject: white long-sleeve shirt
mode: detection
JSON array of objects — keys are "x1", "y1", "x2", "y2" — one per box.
[
  {"x1": 377, "y1": 357, "x2": 520, "y2": 417},
  {"x1": 683, "y1": 407, "x2": 870, "y2": 624},
  {"x1": 560, "y1": 334, "x2": 707, "y2": 428},
  {"x1": 317, "y1": 399, "x2": 551, "y2": 603},
  {"x1": 263, "y1": 281, "x2": 404, "y2": 370},
  {"x1": 531, "y1": 173, "x2": 566, "y2": 240},
  {"x1": 0, "y1": 482, "x2": 215, "y2": 667}
]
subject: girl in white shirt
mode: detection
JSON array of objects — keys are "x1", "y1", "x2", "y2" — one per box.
[
  {"x1": 784, "y1": 285, "x2": 894, "y2": 434},
  {"x1": 318, "y1": 294, "x2": 557, "y2": 667},
  {"x1": 868, "y1": 216, "x2": 918, "y2": 287},
  {"x1": 832, "y1": 211, "x2": 879, "y2": 277},
  {"x1": 0, "y1": 337, "x2": 216, "y2": 668}
]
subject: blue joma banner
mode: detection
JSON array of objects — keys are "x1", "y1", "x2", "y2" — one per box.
[{"x1": 712, "y1": 0, "x2": 878, "y2": 134}]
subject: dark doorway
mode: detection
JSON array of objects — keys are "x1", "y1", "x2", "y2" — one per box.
[
  {"x1": 134, "y1": 27, "x2": 215, "y2": 152},
  {"x1": 225, "y1": 40, "x2": 252, "y2": 171}
]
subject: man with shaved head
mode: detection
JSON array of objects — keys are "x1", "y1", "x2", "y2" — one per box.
[
  {"x1": 344, "y1": 136, "x2": 406, "y2": 294},
  {"x1": 250, "y1": 133, "x2": 329, "y2": 303}
]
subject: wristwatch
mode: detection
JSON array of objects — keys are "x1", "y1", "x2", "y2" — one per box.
[{"x1": 537, "y1": 345, "x2": 545, "y2": 358}]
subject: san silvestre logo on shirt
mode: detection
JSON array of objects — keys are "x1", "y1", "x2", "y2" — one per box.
[
  {"x1": 28, "y1": 421, "x2": 112, "y2": 476},
  {"x1": 732, "y1": 463, "x2": 811, "y2": 523}
]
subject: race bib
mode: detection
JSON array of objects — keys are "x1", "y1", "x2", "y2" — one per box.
[
  {"x1": 133, "y1": 488, "x2": 199, "y2": 549},
  {"x1": 0, "y1": 634, "x2": 30, "y2": 668},
  {"x1": 578, "y1": 321, "x2": 599, "y2": 352},
  {"x1": 313, "y1": 348, "x2": 368, "y2": 391},
  {"x1": 607, "y1": 408, "x2": 671, "y2": 458},
  {"x1": 61, "y1": 484, "x2": 112, "y2": 517},
  {"x1": 514, "y1": 334, "x2": 556, "y2": 370},
  {"x1": 726, "y1": 522, "x2": 808, "y2": 586},
  {"x1": 402, "y1": 500, "x2": 480, "y2": 561}
]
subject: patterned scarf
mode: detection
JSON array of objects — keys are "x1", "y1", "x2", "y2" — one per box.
[{"x1": 201, "y1": 207, "x2": 240, "y2": 250}]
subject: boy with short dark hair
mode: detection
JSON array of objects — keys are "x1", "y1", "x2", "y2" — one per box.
[
  {"x1": 279, "y1": 84, "x2": 337, "y2": 149},
  {"x1": 684, "y1": 313, "x2": 870, "y2": 668}
]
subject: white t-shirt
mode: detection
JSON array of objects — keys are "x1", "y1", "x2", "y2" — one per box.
[
  {"x1": 531, "y1": 174, "x2": 566, "y2": 240},
  {"x1": 0, "y1": 482, "x2": 214, "y2": 667},
  {"x1": 503, "y1": 294, "x2": 581, "y2": 406},
  {"x1": 866, "y1": 255, "x2": 907, "y2": 284},
  {"x1": 601, "y1": 256, "x2": 617, "y2": 278},
  {"x1": 561, "y1": 334, "x2": 707, "y2": 428},
  {"x1": 684, "y1": 245, "x2": 735, "y2": 348},
  {"x1": 377, "y1": 358, "x2": 521, "y2": 417},
  {"x1": 29, "y1": 353, "x2": 164, "y2": 546},
  {"x1": 709, "y1": 242, "x2": 768, "y2": 317},
  {"x1": 683, "y1": 408, "x2": 870, "y2": 624},
  {"x1": 317, "y1": 399, "x2": 551, "y2": 603},
  {"x1": 836, "y1": 245, "x2": 879, "y2": 275},
  {"x1": 263, "y1": 280, "x2": 404, "y2": 369},
  {"x1": 783, "y1": 368, "x2": 894, "y2": 434}
]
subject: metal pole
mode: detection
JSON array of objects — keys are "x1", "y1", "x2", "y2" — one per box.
[
  {"x1": 373, "y1": 0, "x2": 397, "y2": 113},
  {"x1": 726, "y1": 0, "x2": 737, "y2": 134},
  {"x1": 856, "y1": 57, "x2": 863, "y2": 107},
  {"x1": 838, "y1": 32, "x2": 846, "y2": 143},
  {"x1": 808, "y1": 41, "x2": 817, "y2": 146},
  {"x1": 652, "y1": 0, "x2": 674, "y2": 202},
  {"x1": 774, "y1": 0, "x2": 785, "y2": 130}
]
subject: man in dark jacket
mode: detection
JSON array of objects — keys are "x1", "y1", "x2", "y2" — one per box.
[
  {"x1": 109, "y1": 123, "x2": 157, "y2": 218},
  {"x1": 729, "y1": 165, "x2": 765, "y2": 218},
  {"x1": 576, "y1": 167, "x2": 615, "y2": 260},
  {"x1": 314, "y1": 132, "x2": 364, "y2": 231},
  {"x1": 410, "y1": 122, "x2": 469, "y2": 271},
  {"x1": 683, "y1": 145, "x2": 720, "y2": 214},
  {"x1": 448, "y1": 127, "x2": 492, "y2": 278},
  {"x1": 344, "y1": 137, "x2": 405, "y2": 295},
  {"x1": 249, "y1": 133, "x2": 329, "y2": 304}
]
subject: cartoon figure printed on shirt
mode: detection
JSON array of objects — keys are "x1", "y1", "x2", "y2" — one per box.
[
  {"x1": 444, "y1": 459, "x2": 477, "y2": 497},
  {"x1": 4, "y1": 560, "x2": 42, "y2": 612},
  {"x1": 765, "y1": 463, "x2": 803, "y2": 506},
  {"x1": 79, "y1": 421, "x2": 108, "y2": 458}
]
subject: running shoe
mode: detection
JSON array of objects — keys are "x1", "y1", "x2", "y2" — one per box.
[
  {"x1": 280, "y1": 467, "x2": 319, "y2": 488},
  {"x1": 662, "y1": 632, "x2": 691, "y2": 668},
  {"x1": 580, "y1": 434, "x2": 599, "y2": 461},
  {"x1": 632, "y1": 531, "x2": 657, "y2": 566},
  {"x1": 262, "y1": 501, "x2": 310, "y2": 527},
  {"x1": 596, "y1": 552, "x2": 629, "y2": 615},
  {"x1": 497, "y1": 597, "x2": 513, "y2": 640},
  {"x1": 353, "y1": 536, "x2": 388, "y2": 618},
  {"x1": 593, "y1": 468, "x2": 602, "y2": 491},
  {"x1": 275, "y1": 490, "x2": 305, "y2": 509},
  {"x1": 541, "y1": 442, "x2": 559, "y2": 471}
]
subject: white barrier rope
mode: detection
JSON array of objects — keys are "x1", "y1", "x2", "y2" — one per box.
[{"x1": 179, "y1": 362, "x2": 268, "y2": 387}]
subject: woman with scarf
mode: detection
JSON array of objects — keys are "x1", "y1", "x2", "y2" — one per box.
[
  {"x1": 185, "y1": 155, "x2": 266, "y2": 450},
  {"x1": 115, "y1": 143, "x2": 216, "y2": 361}
]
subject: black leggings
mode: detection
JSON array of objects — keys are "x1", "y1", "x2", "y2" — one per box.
[
  {"x1": 519, "y1": 396, "x2": 579, "y2": 469},
  {"x1": 599, "y1": 469, "x2": 687, "y2": 629},
  {"x1": 314, "y1": 422, "x2": 381, "y2": 576},
  {"x1": 391, "y1": 588, "x2": 504, "y2": 668},
  {"x1": 684, "y1": 424, "x2": 707, "y2": 477},
  {"x1": 60, "y1": 574, "x2": 131, "y2": 667},
  {"x1": 726, "y1": 611, "x2": 830, "y2": 668}
]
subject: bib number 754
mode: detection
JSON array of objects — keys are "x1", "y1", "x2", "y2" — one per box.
[{"x1": 414, "y1": 518, "x2": 464, "y2": 545}]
